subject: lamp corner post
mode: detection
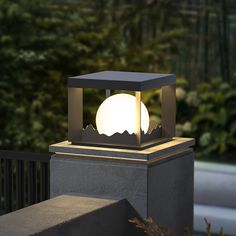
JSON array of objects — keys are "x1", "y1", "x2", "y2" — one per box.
[
  {"x1": 161, "y1": 84, "x2": 176, "y2": 138},
  {"x1": 68, "y1": 87, "x2": 83, "y2": 143}
]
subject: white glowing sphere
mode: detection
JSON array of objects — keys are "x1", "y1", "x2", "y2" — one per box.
[{"x1": 96, "y1": 93, "x2": 149, "y2": 136}]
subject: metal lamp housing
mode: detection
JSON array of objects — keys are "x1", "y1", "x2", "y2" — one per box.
[{"x1": 68, "y1": 71, "x2": 176, "y2": 149}]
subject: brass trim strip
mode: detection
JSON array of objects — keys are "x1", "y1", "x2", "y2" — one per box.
[
  {"x1": 55, "y1": 148, "x2": 192, "y2": 165},
  {"x1": 135, "y1": 91, "x2": 141, "y2": 145},
  {"x1": 147, "y1": 148, "x2": 192, "y2": 165},
  {"x1": 55, "y1": 152, "x2": 146, "y2": 164}
]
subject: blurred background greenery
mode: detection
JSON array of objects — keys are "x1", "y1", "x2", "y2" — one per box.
[{"x1": 0, "y1": 0, "x2": 236, "y2": 162}]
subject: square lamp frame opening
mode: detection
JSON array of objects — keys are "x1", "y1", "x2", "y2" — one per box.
[{"x1": 68, "y1": 71, "x2": 176, "y2": 150}]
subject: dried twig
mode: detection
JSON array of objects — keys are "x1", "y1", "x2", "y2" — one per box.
[
  {"x1": 183, "y1": 226, "x2": 190, "y2": 236},
  {"x1": 220, "y1": 227, "x2": 224, "y2": 236},
  {"x1": 129, "y1": 217, "x2": 175, "y2": 236},
  {"x1": 204, "y1": 218, "x2": 212, "y2": 236},
  {"x1": 129, "y1": 217, "x2": 224, "y2": 236}
]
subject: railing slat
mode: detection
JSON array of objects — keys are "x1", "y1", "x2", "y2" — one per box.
[
  {"x1": 0, "y1": 159, "x2": 2, "y2": 211},
  {"x1": 16, "y1": 160, "x2": 24, "y2": 209},
  {"x1": 40, "y1": 162, "x2": 50, "y2": 201},
  {"x1": 45, "y1": 163, "x2": 50, "y2": 200},
  {"x1": 4, "y1": 159, "x2": 13, "y2": 212},
  {"x1": 28, "y1": 161, "x2": 37, "y2": 205},
  {"x1": 40, "y1": 162, "x2": 47, "y2": 201}
]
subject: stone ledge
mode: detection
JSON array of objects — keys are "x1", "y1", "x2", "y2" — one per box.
[{"x1": 0, "y1": 195, "x2": 145, "y2": 236}]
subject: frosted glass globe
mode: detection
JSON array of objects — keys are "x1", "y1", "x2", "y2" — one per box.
[{"x1": 96, "y1": 93, "x2": 149, "y2": 136}]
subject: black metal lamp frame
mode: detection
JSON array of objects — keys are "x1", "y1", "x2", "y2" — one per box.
[{"x1": 68, "y1": 71, "x2": 176, "y2": 150}]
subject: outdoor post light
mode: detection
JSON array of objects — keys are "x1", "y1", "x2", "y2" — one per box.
[
  {"x1": 50, "y1": 71, "x2": 195, "y2": 235},
  {"x1": 68, "y1": 71, "x2": 176, "y2": 149}
]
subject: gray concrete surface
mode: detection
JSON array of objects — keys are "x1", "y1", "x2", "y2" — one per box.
[
  {"x1": 0, "y1": 195, "x2": 145, "y2": 236},
  {"x1": 194, "y1": 161, "x2": 236, "y2": 208},
  {"x1": 50, "y1": 155, "x2": 148, "y2": 217},
  {"x1": 194, "y1": 161, "x2": 236, "y2": 236},
  {"x1": 148, "y1": 151, "x2": 194, "y2": 235},
  {"x1": 194, "y1": 204, "x2": 236, "y2": 236}
]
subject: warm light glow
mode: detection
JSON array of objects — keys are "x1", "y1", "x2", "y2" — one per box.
[{"x1": 96, "y1": 93, "x2": 149, "y2": 136}]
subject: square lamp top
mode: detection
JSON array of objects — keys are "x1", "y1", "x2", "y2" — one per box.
[{"x1": 68, "y1": 71, "x2": 176, "y2": 91}]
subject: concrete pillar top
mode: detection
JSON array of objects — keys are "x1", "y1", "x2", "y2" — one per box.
[{"x1": 49, "y1": 137, "x2": 194, "y2": 163}]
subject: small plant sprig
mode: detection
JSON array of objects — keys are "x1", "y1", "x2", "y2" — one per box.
[
  {"x1": 204, "y1": 218, "x2": 224, "y2": 236},
  {"x1": 129, "y1": 217, "x2": 224, "y2": 236},
  {"x1": 129, "y1": 217, "x2": 175, "y2": 236}
]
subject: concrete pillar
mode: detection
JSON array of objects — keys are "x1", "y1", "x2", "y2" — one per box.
[{"x1": 49, "y1": 137, "x2": 195, "y2": 235}]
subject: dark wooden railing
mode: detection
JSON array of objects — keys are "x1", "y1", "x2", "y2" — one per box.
[{"x1": 0, "y1": 150, "x2": 51, "y2": 215}]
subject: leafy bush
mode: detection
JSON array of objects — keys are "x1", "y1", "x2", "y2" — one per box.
[
  {"x1": 176, "y1": 78, "x2": 236, "y2": 159},
  {"x1": 0, "y1": 0, "x2": 184, "y2": 152},
  {"x1": 141, "y1": 77, "x2": 236, "y2": 160},
  {"x1": 0, "y1": 0, "x2": 235, "y2": 161}
]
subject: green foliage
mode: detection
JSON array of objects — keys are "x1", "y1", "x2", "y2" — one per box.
[
  {"x1": 0, "y1": 0, "x2": 185, "y2": 152},
  {"x1": 0, "y1": 0, "x2": 80, "y2": 151},
  {"x1": 176, "y1": 78, "x2": 236, "y2": 159},
  {"x1": 139, "y1": 77, "x2": 236, "y2": 159},
  {"x1": 0, "y1": 0, "x2": 235, "y2": 161}
]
